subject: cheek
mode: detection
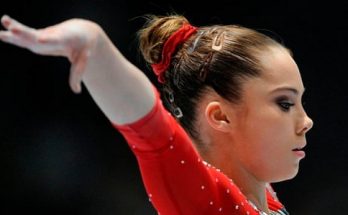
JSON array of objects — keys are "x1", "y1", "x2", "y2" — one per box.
[
  {"x1": 242, "y1": 106, "x2": 294, "y2": 145},
  {"x1": 236, "y1": 111, "x2": 297, "y2": 181},
  {"x1": 240, "y1": 110, "x2": 287, "y2": 147}
]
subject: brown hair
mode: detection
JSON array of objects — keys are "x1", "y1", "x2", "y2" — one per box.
[{"x1": 138, "y1": 14, "x2": 286, "y2": 148}]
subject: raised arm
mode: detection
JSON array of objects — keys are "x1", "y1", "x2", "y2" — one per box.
[{"x1": 0, "y1": 15, "x2": 155, "y2": 125}]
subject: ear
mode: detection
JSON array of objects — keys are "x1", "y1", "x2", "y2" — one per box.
[{"x1": 204, "y1": 101, "x2": 232, "y2": 133}]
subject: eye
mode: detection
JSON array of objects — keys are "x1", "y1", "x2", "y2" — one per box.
[{"x1": 278, "y1": 101, "x2": 295, "y2": 112}]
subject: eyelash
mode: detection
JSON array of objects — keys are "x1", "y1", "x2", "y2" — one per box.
[{"x1": 277, "y1": 101, "x2": 295, "y2": 112}]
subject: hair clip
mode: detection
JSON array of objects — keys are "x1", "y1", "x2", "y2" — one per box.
[
  {"x1": 173, "y1": 68, "x2": 180, "y2": 87},
  {"x1": 163, "y1": 87, "x2": 175, "y2": 103},
  {"x1": 188, "y1": 30, "x2": 205, "y2": 54},
  {"x1": 212, "y1": 31, "x2": 225, "y2": 51},
  {"x1": 163, "y1": 87, "x2": 183, "y2": 118},
  {"x1": 198, "y1": 52, "x2": 213, "y2": 81},
  {"x1": 166, "y1": 90, "x2": 175, "y2": 103},
  {"x1": 173, "y1": 106, "x2": 183, "y2": 118}
]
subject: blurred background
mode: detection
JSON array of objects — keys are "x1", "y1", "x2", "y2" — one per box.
[{"x1": 1, "y1": 0, "x2": 347, "y2": 214}]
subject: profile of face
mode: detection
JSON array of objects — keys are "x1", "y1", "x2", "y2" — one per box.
[{"x1": 216, "y1": 46, "x2": 314, "y2": 183}]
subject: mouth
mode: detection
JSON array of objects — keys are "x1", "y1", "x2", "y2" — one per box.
[{"x1": 292, "y1": 145, "x2": 306, "y2": 158}]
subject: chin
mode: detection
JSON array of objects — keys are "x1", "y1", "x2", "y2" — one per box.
[{"x1": 268, "y1": 167, "x2": 300, "y2": 183}]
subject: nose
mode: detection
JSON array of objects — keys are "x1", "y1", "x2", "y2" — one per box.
[{"x1": 297, "y1": 114, "x2": 314, "y2": 135}]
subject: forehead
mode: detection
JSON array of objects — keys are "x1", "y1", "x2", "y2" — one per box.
[{"x1": 246, "y1": 47, "x2": 304, "y2": 93}]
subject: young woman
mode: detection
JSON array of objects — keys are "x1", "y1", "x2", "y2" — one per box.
[{"x1": 0, "y1": 14, "x2": 313, "y2": 215}]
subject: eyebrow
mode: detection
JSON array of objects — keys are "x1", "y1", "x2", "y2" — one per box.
[{"x1": 270, "y1": 86, "x2": 305, "y2": 95}]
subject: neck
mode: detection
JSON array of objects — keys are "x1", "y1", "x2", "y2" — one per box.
[
  {"x1": 234, "y1": 169, "x2": 269, "y2": 213},
  {"x1": 196, "y1": 115, "x2": 270, "y2": 213},
  {"x1": 224, "y1": 159, "x2": 269, "y2": 212},
  {"x1": 203, "y1": 145, "x2": 270, "y2": 213}
]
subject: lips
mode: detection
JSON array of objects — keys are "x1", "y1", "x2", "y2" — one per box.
[{"x1": 292, "y1": 144, "x2": 306, "y2": 158}]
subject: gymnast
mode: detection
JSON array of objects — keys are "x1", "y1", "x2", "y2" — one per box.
[{"x1": 0, "y1": 14, "x2": 313, "y2": 214}]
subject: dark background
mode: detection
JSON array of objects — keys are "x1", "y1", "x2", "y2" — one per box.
[{"x1": 1, "y1": 0, "x2": 347, "y2": 214}]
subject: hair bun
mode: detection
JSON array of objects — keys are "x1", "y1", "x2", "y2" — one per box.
[{"x1": 138, "y1": 15, "x2": 189, "y2": 64}]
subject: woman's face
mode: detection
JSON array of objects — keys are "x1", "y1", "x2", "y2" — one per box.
[{"x1": 230, "y1": 47, "x2": 313, "y2": 183}]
